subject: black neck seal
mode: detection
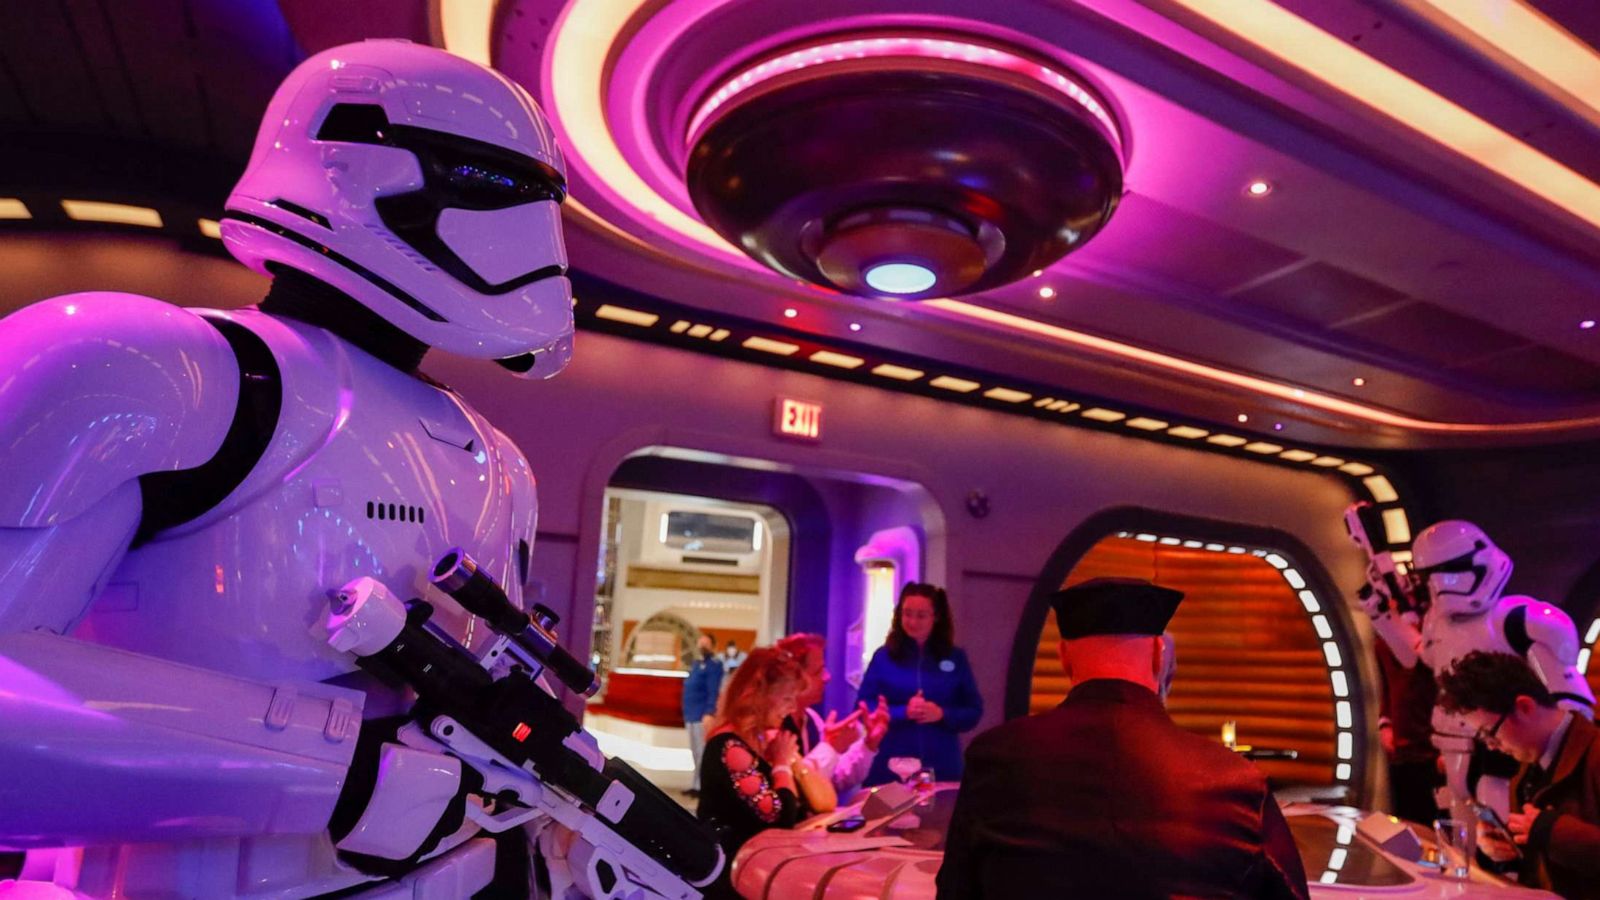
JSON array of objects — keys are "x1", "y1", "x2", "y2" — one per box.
[{"x1": 260, "y1": 266, "x2": 429, "y2": 373}]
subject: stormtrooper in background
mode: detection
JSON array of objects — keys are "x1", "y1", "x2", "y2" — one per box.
[
  {"x1": 0, "y1": 40, "x2": 670, "y2": 899},
  {"x1": 1358, "y1": 519, "x2": 1594, "y2": 817}
]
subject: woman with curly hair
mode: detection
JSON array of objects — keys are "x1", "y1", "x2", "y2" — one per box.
[{"x1": 696, "y1": 646, "x2": 806, "y2": 889}]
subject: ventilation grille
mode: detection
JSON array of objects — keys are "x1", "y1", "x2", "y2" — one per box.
[
  {"x1": 681, "y1": 554, "x2": 740, "y2": 567},
  {"x1": 367, "y1": 501, "x2": 425, "y2": 524},
  {"x1": 363, "y1": 222, "x2": 441, "y2": 272}
]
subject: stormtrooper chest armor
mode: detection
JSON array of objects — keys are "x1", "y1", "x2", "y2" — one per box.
[
  {"x1": 1419, "y1": 603, "x2": 1515, "y2": 673},
  {"x1": 73, "y1": 309, "x2": 537, "y2": 685}
]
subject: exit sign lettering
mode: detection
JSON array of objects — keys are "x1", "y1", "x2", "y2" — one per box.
[{"x1": 775, "y1": 398, "x2": 823, "y2": 441}]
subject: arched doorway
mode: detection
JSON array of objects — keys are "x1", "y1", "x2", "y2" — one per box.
[{"x1": 1010, "y1": 509, "x2": 1367, "y2": 800}]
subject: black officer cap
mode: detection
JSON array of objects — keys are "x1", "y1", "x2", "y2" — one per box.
[{"x1": 1050, "y1": 577, "x2": 1183, "y2": 638}]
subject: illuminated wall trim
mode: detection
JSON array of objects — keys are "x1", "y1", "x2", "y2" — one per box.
[
  {"x1": 1580, "y1": 616, "x2": 1599, "y2": 676},
  {"x1": 571, "y1": 276, "x2": 1406, "y2": 495}
]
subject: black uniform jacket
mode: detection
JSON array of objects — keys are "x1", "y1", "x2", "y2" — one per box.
[{"x1": 936, "y1": 679, "x2": 1310, "y2": 899}]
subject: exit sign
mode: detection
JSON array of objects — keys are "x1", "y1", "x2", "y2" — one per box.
[{"x1": 775, "y1": 398, "x2": 823, "y2": 441}]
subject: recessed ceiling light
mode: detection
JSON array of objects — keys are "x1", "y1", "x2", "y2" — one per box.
[
  {"x1": 1582, "y1": 320, "x2": 1596, "y2": 330},
  {"x1": 1352, "y1": 377, "x2": 1367, "y2": 387},
  {"x1": 1237, "y1": 413, "x2": 1249, "y2": 423},
  {"x1": 1273, "y1": 422, "x2": 1284, "y2": 431},
  {"x1": 1246, "y1": 180, "x2": 1273, "y2": 197},
  {"x1": 1039, "y1": 286, "x2": 1056, "y2": 299},
  {"x1": 1031, "y1": 269, "x2": 1044, "y2": 277},
  {"x1": 848, "y1": 322, "x2": 862, "y2": 332},
  {"x1": 783, "y1": 308, "x2": 798, "y2": 318}
]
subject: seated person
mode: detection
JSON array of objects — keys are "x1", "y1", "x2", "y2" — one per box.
[
  {"x1": 1437, "y1": 651, "x2": 1600, "y2": 900},
  {"x1": 696, "y1": 647, "x2": 806, "y2": 892},
  {"x1": 936, "y1": 578, "x2": 1309, "y2": 900},
  {"x1": 776, "y1": 632, "x2": 891, "y2": 810}
]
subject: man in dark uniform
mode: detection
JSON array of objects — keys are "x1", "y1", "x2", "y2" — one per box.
[{"x1": 936, "y1": 578, "x2": 1310, "y2": 899}]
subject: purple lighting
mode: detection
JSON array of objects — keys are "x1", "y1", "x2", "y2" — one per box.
[
  {"x1": 687, "y1": 36, "x2": 1122, "y2": 150},
  {"x1": 1582, "y1": 320, "x2": 1596, "y2": 330}
]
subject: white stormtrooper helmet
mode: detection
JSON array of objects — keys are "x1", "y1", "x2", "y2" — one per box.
[
  {"x1": 1410, "y1": 520, "x2": 1513, "y2": 616},
  {"x1": 222, "y1": 40, "x2": 572, "y2": 376}
]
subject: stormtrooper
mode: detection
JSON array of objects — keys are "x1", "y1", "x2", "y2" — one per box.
[
  {"x1": 0, "y1": 41, "x2": 720, "y2": 898},
  {"x1": 1346, "y1": 505, "x2": 1594, "y2": 817}
]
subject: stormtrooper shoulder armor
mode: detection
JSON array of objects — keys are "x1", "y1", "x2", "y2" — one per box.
[
  {"x1": 0, "y1": 293, "x2": 241, "y2": 528},
  {"x1": 1500, "y1": 597, "x2": 1581, "y2": 661}
]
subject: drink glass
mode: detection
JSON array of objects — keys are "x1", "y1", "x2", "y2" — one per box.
[
  {"x1": 888, "y1": 756, "x2": 922, "y2": 784},
  {"x1": 1432, "y1": 818, "x2": 1474, "y2": 880}
]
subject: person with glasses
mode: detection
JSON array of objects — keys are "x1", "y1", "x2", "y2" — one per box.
[
  {"x1": 775, "y1": 632, "x2": 891, "y2": 810},
  {"x1": 857, "y1": 582, "x2": 983, "y2": 787},
  {"x1": 1438, "y1": 651, "x2": 1600, "y2": 900}
]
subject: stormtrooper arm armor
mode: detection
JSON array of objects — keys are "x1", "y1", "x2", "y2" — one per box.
[
  {"x1": 1344, "y1": 503, "x2": 1422, "y2": 667},
  {"x1": 0, "y1": 294, "x2": 238, "y2": 633},
  {"x1": 0, "y1": 294, "x2": 372, "y2": 849},
  {"x1": 1361, "y1": 582, "x2": 1423, "y2": 670},
  {"x1": 1511, "y1": 601, "x2": 1596, "y2": 713}
]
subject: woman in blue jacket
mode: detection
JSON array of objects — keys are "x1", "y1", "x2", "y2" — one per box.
[{"x1": 857, "y1": 582, "x2": 983, "y2": 786}]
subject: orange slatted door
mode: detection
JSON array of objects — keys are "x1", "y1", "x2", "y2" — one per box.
[{"x1": 1030, "y1": 536, "x2": 1336, "y2": 786}]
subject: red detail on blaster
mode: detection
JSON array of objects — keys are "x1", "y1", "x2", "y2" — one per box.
[{"x1": 512, "y1": 722, "x2": 531, "y2": 742}]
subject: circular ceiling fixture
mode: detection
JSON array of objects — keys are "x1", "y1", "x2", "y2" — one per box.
[{"x1": 685, "y1": 35, "x2": 1125, "y2": 300}]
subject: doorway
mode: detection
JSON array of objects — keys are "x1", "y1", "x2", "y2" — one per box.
[
  {"x1": 577, "y1": 448, "x2": 939, "y2": 801},
  {"x1": 583, "y1": 488, "x2": 788, "y2": 792},
  {"x1": 1011, "y1": 513, "x2": 1365, "y2": 801}
]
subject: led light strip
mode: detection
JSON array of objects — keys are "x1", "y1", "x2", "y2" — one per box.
[
  {"x1": 926, "y1": 299, "x2": 1600, "y2": 435},
  {"x1": 1580, "y1": 617, "x2": 1600, "y2": 675},
  {"x1": 0, "y1": 196, "x2": 230, "y2": 240},
  {"x1": 444, "y1": 0, "x2": 1600, "y2": 437},
  {"x1": 1395, "y1": 0, "x2": 1600, "y2": 131},
  {"x1": 687, "y1": 36, "x2": 1121, "y2": 147},
  {"x1": 576, "y1": 297, "x2": 1415, "y2": 491},
  {"x1": 544, "y1": 0, "x2": 734, "y2": 254},
  {"x1": 1162, "y1": 0, "x2": 1600, "y2": 232},
  {"x1": 1118, "y1": 531, "x2": 1359, "y2": 784}
]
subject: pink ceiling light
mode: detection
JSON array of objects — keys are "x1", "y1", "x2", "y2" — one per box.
[{"x1": 686, "y1": 35, "x2": 1122, "y2": 150}]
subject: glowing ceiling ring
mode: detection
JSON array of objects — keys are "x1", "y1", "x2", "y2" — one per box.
[
  {"x1": 686, "y1": 35, "x2": 1123, "y2": 153},
  {"x1": 445, "y1": 0, "x2": 1600, "y2": 437}
]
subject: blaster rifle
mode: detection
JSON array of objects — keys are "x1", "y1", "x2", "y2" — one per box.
[{"x1": 327, "y1": 551, "x2": 723, "y2": 898}]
